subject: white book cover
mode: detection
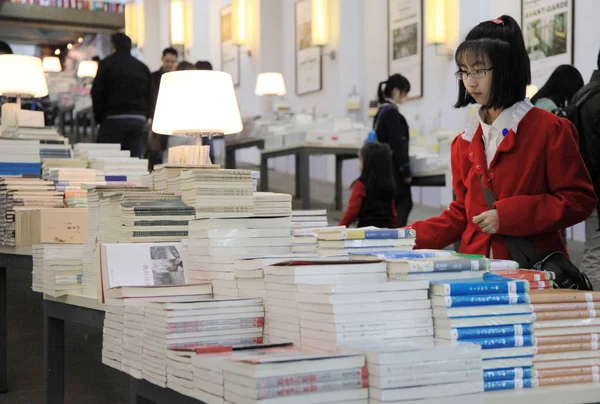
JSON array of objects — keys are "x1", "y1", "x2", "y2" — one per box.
[{"x1": 101, "y1": 242, "x2": 188, "y2": 289}]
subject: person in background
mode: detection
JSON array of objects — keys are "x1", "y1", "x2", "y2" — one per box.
[
  {"x1": 531, "y1": 65, "x2": 584, "y2": 112},
  {"x1": 0, "y1": 41, "x2": 12, "y2": 55},
  {"x1": 572, "y1": 48, "x2": 600, "y2": 289},
  {"x1": 338, "y1": 142, "x2": 397, "y2": 228},
  {"x1": 373, "y1": 74, "x2": 412, "y2": 227},
  {"x1": 195, "y1": 60, "x2": 216, "y2": 164},
  {"x1": 91, "y1": 56, "x2": 101, "y2": 63},
  {"x1": 406, "y1": 16, "x2": 596, "y2": 260},
  {"x1": 91, "y1": 33, "x2": 153, "y2": 158},
  {"x1": 146, "y1": 47, "x2": 178, "y2": 169}
]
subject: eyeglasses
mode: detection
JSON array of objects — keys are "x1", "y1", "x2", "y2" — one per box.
[{"x1": 455, "y1": 68, "x2": 494, "y2": 80}]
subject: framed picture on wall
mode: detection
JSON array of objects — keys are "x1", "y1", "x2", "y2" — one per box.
[
  {"x1": 220, "y1": 5, "x2": 240, "y2": 86},
  {"x1": 387, "y1": 0, "x2": 423, "y2": 99},
  {"x1": 294, "y1": 0, "x2": 322, "y2": 95},
  {"x1": 522, "y1": 0, "x2": 574, "y2": 86}
]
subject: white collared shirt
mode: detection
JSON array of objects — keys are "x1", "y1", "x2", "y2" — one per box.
[{"x1": 478, "y1": 101, "x2": 526, "y2": 167}]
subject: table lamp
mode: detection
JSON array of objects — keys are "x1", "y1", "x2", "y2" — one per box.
[
  {"x1": 152, "y1": 70, "x2": 243, "y2": 164},
  {"x1": 43, "y1": 56, "x2": 62, "y2": 73},
  {"x1": 77, "y1": 61, "x2": 98, "y2": 79},
  {"x1": 0, "y1": 54, "x2": 48, "y2": 127},
  {"x1": 255, "y1": 72, "x2": 286, "y2": 116}
]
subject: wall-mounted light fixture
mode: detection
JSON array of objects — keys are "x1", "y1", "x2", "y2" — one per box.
[
  {"x1": 311, "y1": 0, "x2": 335, "y2": 60},
  {"x1": 232, "y1": 0, "x2": 246, "y2": 46},
  {"x1": 425, "y1": 0, "x2": 459, "y2": 58},
  {"x1": 43, "y1": 56, "x2": 62, "y2": 73},
  {"x1": 125, "y1": 1, "x2": 145, "y2": 49}
]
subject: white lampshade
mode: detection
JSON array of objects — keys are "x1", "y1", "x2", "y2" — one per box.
[
  {"x1": 77, "y1": 61, "x2": 98, "y2": 78},
  {"x1": 255, "y1": 72, "x2": 287, "y2": 96},
  {"x1": 152, "y1": 70, "x2": 243, "y2": 135},
  {"x1": 43, "y1": 56, "x2": 62, "y2": 73},
  {"x1": 0, "y1": 55, "x2": 48, "y2": 97}
]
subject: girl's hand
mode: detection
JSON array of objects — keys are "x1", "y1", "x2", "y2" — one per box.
[{"x1": 473, "y1": 210, "x2": 499, "y2": 234}]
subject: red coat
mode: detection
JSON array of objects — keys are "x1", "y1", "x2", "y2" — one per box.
[{"x1": 409, "y1": 107, "x2": 597, "y2": 259}]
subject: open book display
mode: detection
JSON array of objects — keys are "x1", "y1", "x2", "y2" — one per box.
[{"x1": 168, "y1": 145, "x2": 212, "y2": 166}]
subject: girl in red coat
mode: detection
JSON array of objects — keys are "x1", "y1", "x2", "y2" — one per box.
[{"x1": 407, "y1": 16, "x2": 597, "y2": 260}]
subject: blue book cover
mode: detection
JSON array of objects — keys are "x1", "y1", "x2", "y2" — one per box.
[
  {"x1": 484, "y1": 367, "x2": 533, "y2": 382},
  {"x1": 450, "y1": 324, "x2": 533, "y2": 340},
  {"x1": 465, "y1": 335, "x2": 534, "y2": 349},
  {"x1": 431, "y1": 274, "x2": 528, "y2": 296},
  {"x1": 350, "y1": 251, "x2": 453, "y2": 259},
  {"x1": 105, "y1": 175, "x2": 128, "y2": 182},
  {"x1": 0, "y1": 162, "x2": 41, "y2": 176},
  {"x1": 437, "y1": 293, "x2": 530, "y2": 307},
  {"x1": 484, "y1": 378, "x2": 534, "y2": 391}
]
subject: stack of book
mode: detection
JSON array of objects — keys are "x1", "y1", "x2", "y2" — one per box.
[
  {"x1": 221, "y1": 347, "x2": 369, "y2": 403},
  {"x1": 186, "y1": 217, "x2": 293, "y2": 296},
  {"x1": 383, "y1": 254, "x2": 489, "y2": 282},
  {"x1": 493, "y1": 268, "x2": 556, "y2": 291},
  {"x1": 152, "y1": 164, "x2": 219, "y2": 196},
  {"x1": 0, "y1": 177, "x2": 63, "y2": 246},
  {"x1": 528, "y1": 289, "x2": 600, "y2": 387},
  {"x1": 44, "y1": 168, "x2": 102, "y2": 192},
  {"x1": 2, "y1": 125, "x2": 65, "y2": 141},
  {"x1": 166, "y1": 349, "x2": 197, "y2": 396},
  {"x1": 14, "y1": 207, "x2": 87, "y2": 247},
  {"x1": 291, "y1": 226, "x2": 344, "y2": 254},
  {"x1": 102, "y1": 300, "x2": 126, "y2": 372},
  {"x1": 316, "y1": 228, "x2": 416, "y2": 257},
  {"x1": 341, "y1": 340, "x2": 484, "y2": 403},
  {"x1": 141, "y1": 298, "x2": 264, "y2": 388},
  {"x1": 252, "y1": 192, "x2": 292, "y2": 217},
  {"x1": 122, "y1": 302, "x2": 146, "y2": 379},
  {"x1": 291, "y1": 210, "x2": 328, "y2": 230},
  {"x1": 31, "y1": 244, "x2": 83, "y2": 296},
  {"x1": 180, "y1": 169, "x2": 254, "y2": 218},
  {"x1": 42, "y1": 158, "x2": 88, "y2": 171},
  {"x1": 431, "y1": 273, "x2": 534, "y2": 391},
  {"x1": 0, "y1": 139, "x2": 42, "y2": 175},
  {"x1": 89, "y1": 158, "x2": 149, "y2": 186},
  {"x1": 73, "y1": 143, "x2": 128, "y2": 161}
]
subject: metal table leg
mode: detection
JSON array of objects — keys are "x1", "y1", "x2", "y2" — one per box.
[
  {"x1": 259, "y1": 155, "x2": 269, "y2": 192},
  {"x1": 335, "y1": 155, "x2": 344, "y2": 211},
  {"x1": 295, "y1": 152, "x2": 302, "y2": 200},
  {"x1": 225, "y1": 147, "x2": 236, "y2": 169},
  {"x1": 43, "y1": 301, "x2": 65, "y2": 404},
  {"x1": 298, "y1": 149, "x2": 311, "y2": 210}
]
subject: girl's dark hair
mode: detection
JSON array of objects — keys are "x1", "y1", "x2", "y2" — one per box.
[
  {"x1": 377, "y1": 74, "x2": 411, "y2": 104},
  {"x1": 358, "y1": 142, "x2": 396, "y2": 200},
  {"x1": 531, "y1": 65, "x2": 584, "y2": 108},
  {"x1": 195, "y1": 61, "x2": 214, "y2": 71},
  {"x1": 454, "y1": 15, "x2": 530, "y2": 109},
  {"x1": 175, "y1": 61, "x2": 195, "y2": 71}
]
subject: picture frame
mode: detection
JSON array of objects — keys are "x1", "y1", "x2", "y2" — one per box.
[
  {"x1": 220, "y1": 5, "x2": 240, "y2": 86},
  {"x1": 387, "y1": 0, "x2": 424, "y2": 99},
  {"x1": 521, "y1": 0, "x2": 574, "y2": 86},
  {"x1": 294, "y1": 0, "x2": 323, "y2": 95}
]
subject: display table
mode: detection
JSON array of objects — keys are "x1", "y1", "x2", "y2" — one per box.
[
  {"x1": 225, "y1": 138, "x2": 265, "y2": 169},
  {"x1": 259, "y1": 144, "x2": 359, "y2": 210},
  {"x1": 0, "y1": 246, "x2": 32, "y2": 393}
]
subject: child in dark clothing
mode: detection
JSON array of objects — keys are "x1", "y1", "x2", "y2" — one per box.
[{"x1": 338, "y1": 142, "x2": 397, "y2": 228}]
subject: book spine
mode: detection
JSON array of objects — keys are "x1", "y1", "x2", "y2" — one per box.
[
  {"x1": 133, "y1": 220, "x2": 189, "y2": 226},
  {"x1": 443, "y1": 293, "x2": 529, "y2": 307},
  {"x1": 162, "y1": 322, "x2": 263, "y2": 334},
  {"x1": 133, "y1": 211, "x2": 193, "y2": 217},
  {"x1": 343, "y1": 228, "x2": 415, "y2": 240},
  {"x1": 131, "y1": 231, "x2": 188, "y2": 237},
  {"x1": 255, "y1": 378, "x2": 368, "y2": 399},
  {"x1": 529, "y1": 292, "x2": 600, "y2": 304},
  {"x1": 445, "y1": 281, "x2": 528, "y2": 296},
  {"x1": 466, "y1": 335, "x2": 534, "y2": 349},
  {"x1": 534, "y1": 365, "x2": 599, "y2": 379},
  {"x1": 534, "y1": 374, "x2": 600, "y2": 387},
  {"x1": 532, "y1": 310, "x2": 597, "y2": 321},
  {"x1": 535, "y1": 334, "x2": 599, "y2": 346},
  {"x1": 535, "y1": 342, "x2": 599, "y2": 354},
  {"x1": 531, "y1": 302, "x2": 597, "y2": 312},
  {"x1": 484, "y1": 378, "x2": 534, "y2": 391},
  {"x1": 166, "y1": 337, "x2": 263, "y2": 350},
  {"x1": 254, "y1": 367, "x2": 367, "y2": 389},
  {"x1": 450, "y1": 323, "x2": 533, "y2": 340},
  {"x1": 484, "y1": 367, "x2": 533, "y2": 382},
  {"x1": 166, "y1": 318, "x2": 264, "y2": 331}
]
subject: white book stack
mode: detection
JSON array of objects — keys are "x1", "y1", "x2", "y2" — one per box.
[
  {"x1": 45, "y1": 168, "x2": 103, "y2": 191},
  {"x1": 122, "y1": 304, "x2": 146, "y2": 379},
  {"x1": 153, "y1": 164, "x2": 219, "y2": 196},
  {"x1": 102, "y1": 301, "x2": 125, "y2": 372},
  {"x1": 167, "y1": 350, "x2": 196, "y2": 396},
  {"x1": 316, "y1": 228, "x2": 416, "y2": 257},
  {"x1": 221, "y1": 347, "x2": 369, "y2": 404},
  {"x1": 89, "y1": 158, "x2": 149, "y2": 186},
  {"x1": 263, "y1": 260, "x2": 390, "y2": 347},
  {"x1": 291, "y1": 210, "x2": 328, "y2": 230},
  {"x1": 292, "y1": 226, "x2": 345, "y2": 255},
  {"x1": 252, "y1": 192, "x2": 292, "y2": 217},
  {"x1": 187, "y1": 217, "x2": 293, "y2": 296},
  {"x1": 180, "y1": 169, "x2": 254, "y2": 218},
  {"x1": 42, "y1": 158, "x2": 88, "y2": 171},
  {"x1": 341, "y1": 340, "x2": 484, "y2": 403},
  {"x1": 73, "y1": 143, "x2": 126, "y2": 160},
  {"x1": 31, "y1": 244, "x2": 83, "y2": 296},
  {"x1": 3, "y1": 126, "x2": 65, "y2": 141},
  {"x1": 141, "y1": 173, "x2": 153, "y2": 190},
  {"x1": 0, "y1": 138, "x2": 41, "y2": 176},
  {"x1": 141, "y1": 298, "x2": 264, "y2": 388}
]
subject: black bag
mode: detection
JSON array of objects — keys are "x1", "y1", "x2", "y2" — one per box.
[{"x1": 478, "y1": 176, "x2": 593, "y2": 290}]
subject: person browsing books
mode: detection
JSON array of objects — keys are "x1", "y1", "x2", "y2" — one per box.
[
  {"x1": 405, "y1": 16, "x2": 596, "y2": 260},
  {"x1": 338, "y1": 142, "x2": 397, "y2": 228}
]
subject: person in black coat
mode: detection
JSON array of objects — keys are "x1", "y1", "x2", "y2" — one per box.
[
  {"x1": 91, "y1": 33, "x2": 153, "y2": 158},
  {"x1": 372, "y1": 74, "x2": 413, "y2": 227}
]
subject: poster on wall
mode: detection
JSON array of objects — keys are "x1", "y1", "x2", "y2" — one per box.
[
  {"x1": 295, "y1": 0, "x2": 322, "y2": 95},
  {"x1": 522, "y1": 0, "x2": 573, "y2": 86},
  {"x1": 220, "y1": 5, "x2": 240, "y2": 86},
  {"x1": 388, "y1": 0, "x2": 423, "y2": 99}
]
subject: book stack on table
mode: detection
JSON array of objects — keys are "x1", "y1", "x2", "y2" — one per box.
[
  {"x1": 252, "y1": 192, "x2": 292, "y2": 217},
  {"x1": 341, "y1": 340, "x2": 484, "y2": 403},
  {"x1": 290, "y1": 210, "x2": 330, "y2": 254},
  {"x1": 0, "y1": 137, "x2": 70, "y2": 176},
  {"x1": 316, "y1": 228, "x2": 416, "y2": 257},
  {"x1": 431, "y1": 273, "x2": 535, "y2": 391},
  {"x1": 31, "y1": 244, "x2": 83, "y2": 296},
  {"x1": 152, "y1": 164, "x2": 220, "y2": 195},
  {"x1": 186, "y1": 217, "x2": 293, "y2": 296}
]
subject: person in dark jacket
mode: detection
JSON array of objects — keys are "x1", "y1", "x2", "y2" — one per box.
[
  {"x1": 147, "y1": 47, "x2": 178, "y2": 169},
  {"x1": 373, "y1": 74, "x2": 412, "y2": 227},
  {"x1": 339, "y1": 142, "x2": 397, "y2": 228},
  {"x1": 573, "y1": 48, "x2": 600, "y2": 289},
  {"x1": 91, "y1": 33, "x2": 153, "y2": 158}
]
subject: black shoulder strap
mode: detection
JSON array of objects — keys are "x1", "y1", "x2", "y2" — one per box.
[
  {"x1": 477, "y1": 175, "x2": 542, "y2": 266},
  {"x1": 574, "y1": 83, "x2": 600, "y2": 108}
]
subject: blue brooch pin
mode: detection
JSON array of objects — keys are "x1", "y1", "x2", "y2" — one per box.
[{"x1": 502, "y1": 128, "x2": 509, "y2": 137}]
